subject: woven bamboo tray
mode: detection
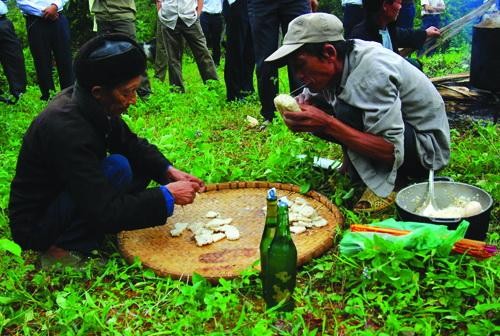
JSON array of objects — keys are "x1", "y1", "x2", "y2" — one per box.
[{"x1": 118, "y1": 181, "x2": 343, "y2": 283}]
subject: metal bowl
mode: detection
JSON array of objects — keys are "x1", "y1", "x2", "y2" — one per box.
[{"x1": 395, "y1": 181, "x2": 493, "y2": 240}]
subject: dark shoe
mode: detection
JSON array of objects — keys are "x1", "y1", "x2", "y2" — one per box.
[
  {"x1": 258, "y1": 120, "x2": 271, "y2": 131},
  {"x1": 0, "y1": 95, "x2": 13, "y2": 105}
]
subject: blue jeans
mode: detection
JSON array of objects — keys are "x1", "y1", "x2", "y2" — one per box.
[{"x1": 34, "y1": 155, "x2": 140, "y2": 254}]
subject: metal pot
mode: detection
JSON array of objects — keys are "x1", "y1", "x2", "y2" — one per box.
[{"x1": 395, "y1": 181, "x2": 493, "y2": 240}]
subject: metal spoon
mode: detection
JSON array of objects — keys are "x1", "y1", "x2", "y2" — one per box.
[{"x1": 420, "y1": 169, "x2": 439, "y2": 215}]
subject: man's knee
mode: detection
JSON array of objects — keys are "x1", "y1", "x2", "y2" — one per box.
[{"x1": 102, "y1": 154, "x2": 132, "y2": 190}]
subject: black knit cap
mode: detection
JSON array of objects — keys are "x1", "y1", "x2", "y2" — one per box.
[{"x1": 74, "y1": 33, "x2": 146, "y2": 90}]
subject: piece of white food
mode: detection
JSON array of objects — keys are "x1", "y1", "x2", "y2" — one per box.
[{"x1": 274, "y1": 94, "x2": 301, "y2": 113}]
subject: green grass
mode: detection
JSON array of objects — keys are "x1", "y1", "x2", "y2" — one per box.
[{"x1": 0, "y1": 50, "x2": 499, "y2": 335}]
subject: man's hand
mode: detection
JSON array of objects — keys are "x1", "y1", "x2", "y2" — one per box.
[
  {"x1": 42, "y1": 4, "x2": 59, "y2": 21},
  {"x1": 425, "y1": 26, "x2": 441, "y2": 38},
  {"x1": 166, "y1": 166, "x2": 206, "y2": 192},
  {"x1": 282, "y1": 103, "x2": 331, "y2": 133},
  {"x1": 166, "y1": 181, "x2": 201, "y2": 205}
]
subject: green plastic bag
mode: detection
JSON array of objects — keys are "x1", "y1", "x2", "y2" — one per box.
[{"x1": 340, "y1": 218, "x2": 469, "y2": 257}]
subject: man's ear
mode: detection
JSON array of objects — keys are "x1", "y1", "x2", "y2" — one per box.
[
  {"x1": 322, "y1": 44, "x2": 337, "y2": 61},
  {"x1": 90, "y1": 86, "x2": 105, "y2": 101}
]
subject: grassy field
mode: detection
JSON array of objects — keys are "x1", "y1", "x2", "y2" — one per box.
[{"x1": 0, "y1": 47, "x2": 499, "y2": 334}]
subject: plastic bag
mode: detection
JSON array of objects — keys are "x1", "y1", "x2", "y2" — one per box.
[{"x1": 340, "y1": 218, "x2": 469, "y2": 257}]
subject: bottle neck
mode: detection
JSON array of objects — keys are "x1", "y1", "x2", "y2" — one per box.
[
  {"x1": 265, "y1": 198, "x2": 278, "y2": 227},
  {"x1": 276, "y1": 204, "x2": 291, "y2": 238}
]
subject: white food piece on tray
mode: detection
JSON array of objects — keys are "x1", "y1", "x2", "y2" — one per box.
[
  {"x1": 312, "y1": 218, "x2": 328, "y2": 227},
  {"x1": 205, "y1": 217, "x2": 233, "y2": 228},
  {"x1": 299, "y1": 205, "x2": 315, "y2": 218},
  {"x1": 217, "y1": 225, "x2": 240, "y2": 240},
  {"x1": 294, "y1": 197, "x2": 307, "y2": 205},
  {"x1": 195, "y1": 233, "x2": 214, "y2": 246},
  {"x1": 211, "y1": 232, "x2": 226, "y2": 243},
  {"x1": 204, "y1": 211, "x2": 220, "y2": 218},
  {"x1": 170, "y1": 222, "x2": 189, "y2": 237},
  {"x1": 290, "y1": 226, "x2": 307, "y2": 234},
  {"x1": 188, "y1": 222, "x2": 205, "y2": 234}
]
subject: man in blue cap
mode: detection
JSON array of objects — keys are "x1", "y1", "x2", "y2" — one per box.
[{"x1": 9, "y1": 34, "x2": 204, "y2": 265}]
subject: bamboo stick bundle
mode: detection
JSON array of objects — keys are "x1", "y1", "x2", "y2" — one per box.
[
  {"x1": 350, "y1": 224, "x2": 498, "y2": 259},
  {"x1": 400, "y1": 0, "x2": 496, "y2": 57}
]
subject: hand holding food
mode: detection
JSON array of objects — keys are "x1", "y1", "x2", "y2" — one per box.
[{"x1": 274, "y1": 94, "x2": 301, "y2": 114}]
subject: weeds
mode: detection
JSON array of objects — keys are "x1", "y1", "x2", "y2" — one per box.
[{"x1": 0, "y1": 33, "x2": 499, "y2": 336}]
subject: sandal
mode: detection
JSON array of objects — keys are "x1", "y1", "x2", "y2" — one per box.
[{"x1": 353, "y1": 188, "x2": 397, "y2": 214}]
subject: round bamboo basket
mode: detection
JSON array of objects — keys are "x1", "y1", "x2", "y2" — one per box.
[{"x1": 118, "y1": 181, "x2": 343, "y2": 283}]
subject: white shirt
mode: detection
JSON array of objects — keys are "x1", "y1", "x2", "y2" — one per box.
[
  {"x1": 159, "y1": 0, "x2": 198, "y2": 29},
  {"x1": 421, "y1": 0, "x2": 446, "y2": 15},
  {"x1": 0, "y1": 0, "x2": 8, "y2": 15},
  {"x1": 16, "y1": 0, "x2": 67, "y2": 16},
  {"x1": 341, "y1": 0, "x2": 362, "y2": 5},
  {"x1": 202, "y1": 0, "x2": 222, "y2": 14}
]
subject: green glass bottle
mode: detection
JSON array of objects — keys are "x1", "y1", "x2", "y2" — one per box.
[
  {"x1": 260, "y1": 188, "x2": 278, "y2": 300},
  {"x1": 264, "y1": 199, "x2": 297, "y2": 311}
]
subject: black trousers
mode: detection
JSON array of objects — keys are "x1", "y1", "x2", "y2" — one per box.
[
  {"x1": 0, "y1": 17, "x2": 27, "y2": 97},
  {"x1": 25, "y1": 14, "x2": 74, "y2": 99},
  {"x1": 248, "y1": 0, "x2": 310, "y2": 121},
  {"x1": 222, "y1": 0, "x2": 255, "y2": 101},
  {"x1": 200, "y1": 12, "x2": 223, "y2": 66}
]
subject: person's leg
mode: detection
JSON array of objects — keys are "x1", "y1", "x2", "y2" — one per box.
[
  {"x1": 224, "y1": 0, "x2": 255, "y2": 101},
  {"x1": 240, "y1": 1, "x2": 255, "y2": 96},
  {"x1": 163, "y1": 23, "x2": 186, "y2": 91},
  {"x1": 343, "y1": 4, "x2": 364, "y2": 38},
  {"x1": 0, "y1": 18, "x2": 27, "y2": 99},
  {"x1": 50, "y1": 14, "x2": 74, "y2": 90},
  {"x1": 248, "y1": 0, "x2": 280, "y2": 121},
  {"x1": 154, "y1": 18, "x2": 168, "y2": 81},
  {"x1": 200, "y1": 12, "x2": 211, "y2": 49},
  {"x1": 181, "y1": 19, "x2": 218, "y2": 83},
  {"x1": 397, "y1": 121, "x2": 427, "y2": 183},
  {"x1": 211, "y1": 14, "x2": 223, "y2": 67},
  {"x1": 25, "y1": 16, "x2": 55, "y2": 100},
  {"x1": 36, "y1": 154, "x2": 137, "y2": 254},
  {"x1": 279, "y1": 0, "x2": 310, "y2": 94},
  {"x1": 395, "y1": 2, "x2": 416, "y2": 29}
]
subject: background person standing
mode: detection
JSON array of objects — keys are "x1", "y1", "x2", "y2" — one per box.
[
  {"x1": 421, "y1": 0, "x2": 446, "y2": 29},
  {"x1": 248, "y1": 0, "x2": 313, "y2": 123},
  {"x1": 90, "y1": 0, "x2": 153, "y2": 98},
  {"x1": 222, "y1": 0, "x2": 254, "y2": 101},
  {"x1": 0, "y1": 0, "x2": 27, "y2": 104},
  {"x1": 16, "y1": 0, "x2": 74, "y2": 101},
  {"x1": 158, "y1": 0, "x2": 218, "y2": 92},
  {"x1": 200, "y1": 0, "x2": 223, "y2": 67}
]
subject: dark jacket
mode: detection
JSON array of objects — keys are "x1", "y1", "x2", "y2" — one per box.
[
  {"x1": 349, "y1": 18, "x2": 427, "y2": 53},
  {"x1": 9, "y1": 85, "x2": 171, "y2": 249}
]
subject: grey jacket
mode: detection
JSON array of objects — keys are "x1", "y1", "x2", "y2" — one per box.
[{"x1": 303, "y1": 40, "x2": 450, "y2": 197}]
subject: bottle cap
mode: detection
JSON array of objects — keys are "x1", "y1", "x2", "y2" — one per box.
[
  {"x1": 278, "y1": 199, "x2": 289, "y2": 208},
  {"x1": 267, "y1": 187, "x2": 277, "y2": 200}
]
